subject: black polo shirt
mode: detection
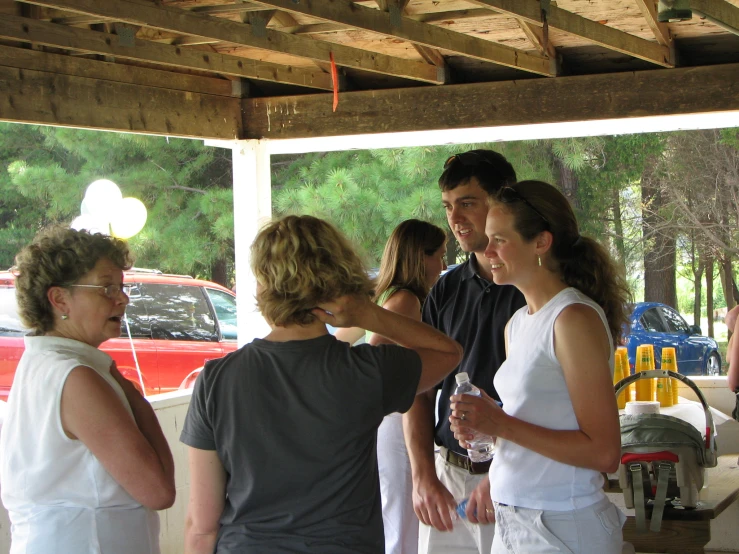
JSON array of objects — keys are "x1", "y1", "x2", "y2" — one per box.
[{"x1": 422, "y1": 256, "x2": 526, "y2": 456}]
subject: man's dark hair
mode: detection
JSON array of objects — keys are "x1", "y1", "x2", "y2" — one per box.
[{"x1": 439, "y1": 149, "x2": 517, "y2": 195}]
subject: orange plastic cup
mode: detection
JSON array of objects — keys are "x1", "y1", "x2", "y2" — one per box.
[
  {"x1": 635, "y1": 344, "x2": 654, "y2": 401},
  {"x1": 614, "y1": 347, "x2": 629, "y2": 409},
  {"x1": 661, "y1": 347, "x2": 679, "y2": 405}
]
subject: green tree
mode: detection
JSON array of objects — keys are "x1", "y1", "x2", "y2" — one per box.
[{"x1": 0, "y1": 124, "x2": 235, "y2": 285}]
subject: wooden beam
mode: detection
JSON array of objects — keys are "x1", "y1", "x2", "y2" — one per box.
[
  {"x1": 251, "y1": 0, "x2": 554, "y2": 77},
  {"x1": 0, "y1": 64, "x2": 241, "y2": 139},
  {"x1": 466, "y1": 0, "x2": 673, "y2": 67},
  {"x1": 633, "y1": 0, "x2": 673, "y2": 47},
  {"x1": 242, "y1": 63, "x2": 739, "y2": 139},
  {"x1": 0, "y1": 15, "x2": 335, "y2": 90},
  {"x1": 274, "y1": 10, "x2": 503, "y2": 36},
  {"x1": 518, "y1": 21, "x2": 557, "y2": 59},
  {"x1": 691, "y1": 0, "x2": 739, "y2": 33},
  {"x1": 20, "y1": 0, "x2": 444, "y2": 84},
  {"x1": 0, "y1": 44, "x2": 234, "y2": 96}
]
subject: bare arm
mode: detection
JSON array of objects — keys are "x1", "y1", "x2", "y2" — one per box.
[
  {"x1": 368, "y1": 290, "x2": 421, "y2": 346},
  {"x1": 728, "y1": 315, "x2": 739, "y2": 392},
  {"x1": 334, "y1": 327, "x2": 366, "y2": 344},
  {"x1": 61, "y1": 363, "x2": 176, "y2": 510},
  {"x1": 403, "y1": 390, "x2": 457, "y2": 531},
  {"x1": 451, "y1": 304, "x2": 621, "y2": 473},
  {"x1": 185, "y1": 448, "x2": 226, "y2": 554},
  {"x1": 314, "y1": 294, "x2": 463, "y2": 393}
]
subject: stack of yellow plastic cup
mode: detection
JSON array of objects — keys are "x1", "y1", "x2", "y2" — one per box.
[
  {"x1": 620, "y1": 347, "x2": 634, "y2": 403},
  {"x1": 614, "y1": 347, "x2": 629, "y2": 409},
  {"x1": 661, "y1": 346, "x2": 679, "y2": 405},
  {"x1": 635, "y1": 344, "x2": 654, "y2": 401}
]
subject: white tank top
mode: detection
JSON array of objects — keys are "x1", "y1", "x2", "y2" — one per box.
[
  {"x1": 489, "y1": 287, "x2": 614, "y2": 511},
  {"x1": 0, "y1": 336, "x2": 159, "y2": 554}
]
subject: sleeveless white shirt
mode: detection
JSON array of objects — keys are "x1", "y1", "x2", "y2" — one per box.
[
  {"x1": 0, "y1": 336, "x2": 159, "y2": 554},
  {"x1": 489, "y1": 287, "x2": 614, "y2": 511}
]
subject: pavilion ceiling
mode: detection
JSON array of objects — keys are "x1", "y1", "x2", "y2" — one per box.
[{"x1": 0, "y1": 0, "x2": 737, "y2": 139}]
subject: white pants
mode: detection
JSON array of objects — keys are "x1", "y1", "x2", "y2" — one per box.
[
  {"x1": 378, "y1": 413, "x2": 418, "y2": 554},
  {"x1": 417, "y1": 454, "x2": 495, "y2": 554},
  {"x1": 492, "y1": 496, "x2": 626, "y2": 554}
]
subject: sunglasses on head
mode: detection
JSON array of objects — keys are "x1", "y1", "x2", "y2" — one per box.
[{"x1": 497, "y1": 186, "x2": 550, "y2": 228}]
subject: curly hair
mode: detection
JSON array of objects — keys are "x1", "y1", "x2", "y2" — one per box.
[
  {"x1": 14, "y1": 226, "x2": 133, "y2": 333},
  {"x1": 251, "y1": 215, "x2": 374, "y2": 326},
  {"x1": 373, "y1": 219, "x2": 447, "y2": 305},
  {"x1": 492, "y1": 180, "x2": 632, "y2": 345}
]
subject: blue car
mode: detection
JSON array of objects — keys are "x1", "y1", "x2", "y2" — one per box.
[{"x1": 624, "y1": 302, "x2": 721, "y2": 376}]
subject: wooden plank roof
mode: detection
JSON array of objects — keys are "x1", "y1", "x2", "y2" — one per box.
[{"x1": 0, "y1": 0, "x2": 738, "y2": 140}]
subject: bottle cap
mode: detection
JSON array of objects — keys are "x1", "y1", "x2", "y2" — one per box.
[{"x1": 455, "y1": 372, "x2": 470, "y2": 385}]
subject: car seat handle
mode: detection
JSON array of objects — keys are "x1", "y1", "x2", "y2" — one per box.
[{"x1": 614, "y1": 369, "x2": 716, "y2": 457}]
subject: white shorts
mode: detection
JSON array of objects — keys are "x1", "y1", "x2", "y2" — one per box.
[{"x1": 492, "y1": 496, "x2": 626, "y2": 554}]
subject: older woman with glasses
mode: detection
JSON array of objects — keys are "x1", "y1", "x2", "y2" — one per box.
[
  {"x1": 450, "y1": 180, "x2": 631, "y2": 554},
  {"x1": 0, "y1": 226, "x2": 175, "y2": 554}
]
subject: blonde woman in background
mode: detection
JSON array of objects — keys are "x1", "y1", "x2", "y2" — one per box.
[{"x1": 339, "y1": 218, "x2": 448, "y2": 554}]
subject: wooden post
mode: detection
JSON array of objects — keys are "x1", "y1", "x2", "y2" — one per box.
[{"x1": 231, "y1": 140, "x2": 272, "y2": 346}]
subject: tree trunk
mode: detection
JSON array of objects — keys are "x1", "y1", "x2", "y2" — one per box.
[
  {"x1": 693, "y1": 251, "x2": 704, "y2": 327},
  {"x1": 211, "y1": 257, "x2": 228, "y2": 287},
  {"x1": 611, "y1": 186, "x2": 627, "y2": 276},
  {"x1": 642, "y1": 157, "x2": 677, "y2": 307},
  {"x1": 719, "y1": 254, "x2": 736, "y2": 311},
  {"x1": 706, "y1": 255, "x2": 715, "y2": 338},
  {"x1": 553, "y1": 155, "x2": 581, "y2": 211}
]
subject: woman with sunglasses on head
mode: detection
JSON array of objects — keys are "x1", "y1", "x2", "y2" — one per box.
[
  {"x1": 449, "y1": 181, "x2": 631, "y2": 554},
  {"x1": 338, "y1": 218, "x2": 448, "y2": 554},
  {"x1": 0, "y1": 227, "x2": 175, "y2": 554}
]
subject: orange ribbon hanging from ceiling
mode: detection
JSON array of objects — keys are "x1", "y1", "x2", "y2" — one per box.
[{"x1": 329, "y1": 52, "x2": 339, "y2": 112}]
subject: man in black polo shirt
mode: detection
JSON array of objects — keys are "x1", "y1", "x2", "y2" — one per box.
[{"x1": 404, "y1": 150, "x2": 526, "y2": 554}]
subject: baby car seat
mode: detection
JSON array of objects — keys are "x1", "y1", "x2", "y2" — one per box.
[{"x1": 614, "y1": 370, "x2": 717, "y2": 532}]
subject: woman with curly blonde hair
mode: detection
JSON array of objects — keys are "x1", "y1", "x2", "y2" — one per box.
[
  {"x1": 181, "y1": 215, "x2": 462, "y2": 554},
  {"x1": 0, "y1": 226, "x2": 175, "y2": 554}
]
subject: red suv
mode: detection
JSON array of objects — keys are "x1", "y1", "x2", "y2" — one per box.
[{"x1": 0, "y1": 269, "x2": 238, "y2": 400}]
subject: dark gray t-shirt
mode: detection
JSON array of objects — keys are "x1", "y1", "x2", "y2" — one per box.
[{"x1": 180, "y1": 334, "x2": 422, "y2": 553}]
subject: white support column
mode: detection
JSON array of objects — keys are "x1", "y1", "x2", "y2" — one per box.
[{"x1": 232, "y1": 139, "x2": 272, "y2": 346}]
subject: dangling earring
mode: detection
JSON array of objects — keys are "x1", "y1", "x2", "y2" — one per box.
[
  {"x1": 61, "y1": 314, "x2": 69, "y2": 320},
  {"x1": 537, "y1": 255, "x2": 542, "y2": 267}
]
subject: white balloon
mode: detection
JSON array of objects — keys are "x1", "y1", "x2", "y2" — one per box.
[
  {"x1": 84, "y1": 179, "x2": 122, "y2": 221},
  {"x1": 71, "y1": 214, "x2": 110, "y2": 235},
  {"x1": 80, "y1": 196, "x2": 93, "y2": 216},
  {"x1": 110, "y1": 197, "x2": 148, "y2": 239}
]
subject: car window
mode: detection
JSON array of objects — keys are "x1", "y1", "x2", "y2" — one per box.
[
  {"x1": 640, "y1": 308, "x2": 667, "y2": 333},
  {"x1": 206, "y1": 289, "x2": 237, "y2": 341},
  {"x1": 142, "y1": 284, "x2": 218, "y2": 342},
  {"x1": 119, "y1": 284, "x2": 153, "y2": 339},
  {"x1": 0, "y1": 287, "x2": 29, "y2": 336},
  {"x1": 659, "y1": 306, "x2": 689, "y2": 333}
]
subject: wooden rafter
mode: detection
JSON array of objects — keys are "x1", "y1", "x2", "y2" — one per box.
[
  {"x1": 466, "y1": 0, "x2": 674, "y2": 68},
  {"x1": 0, "y1": 14, "x2": 335, "y2": 90},
  {"x1": 633, "y1": 0, "x2": 673, "y2": 47},
  {"x1": 691, "y1": 0, "x2": 739, "y2": 33},
  {"x1": 242, "y1": 63, "x2": 739, "y2": 139},
  {"x1": 18, "y1": 0, "x2": 445, "y2": 84},
  {"x1": 250, "y1": 0, "x2": 556, "y2": 77}
]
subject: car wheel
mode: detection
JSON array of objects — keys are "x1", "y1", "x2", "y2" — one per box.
[{"x1": 705, "y1": 352, "x2": 721, "y2": 376}]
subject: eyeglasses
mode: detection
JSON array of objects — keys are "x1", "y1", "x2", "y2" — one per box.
[
  {"x1": 69, "y1": 284, "x2": 129, "y2": 299},
  {"x1": 498, "y1": 186, "x2": 550, "y2": 228},
  {"x1": 444, "y1": 151, "x2": 498, "y2": 170}
]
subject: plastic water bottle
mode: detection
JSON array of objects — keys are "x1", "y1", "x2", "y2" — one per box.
[
  {"x1": 454, "y1": 372, "x2": 495, "y2": 463},
  {"x1": 456, "y1": 498, "x2": 472, "y2": 519}
]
